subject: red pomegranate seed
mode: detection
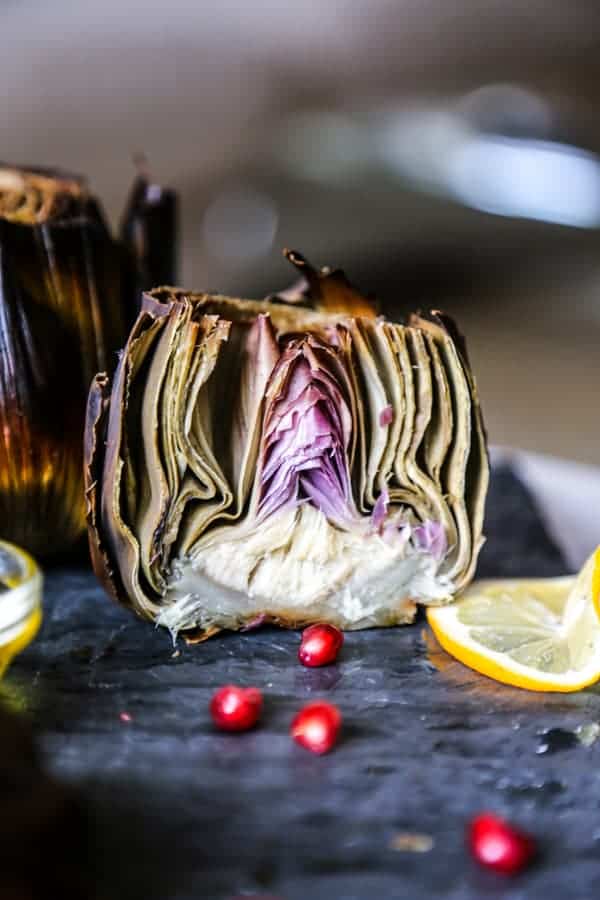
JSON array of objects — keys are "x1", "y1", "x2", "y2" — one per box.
[
  {"x1": 210, "y1": 685, "x2": 263, "y2": 732},
  {"x1": 298, "y1": 624, "x2": 344, "y2": 667},
  {"x1": 468, "y1": 812, "x2": 536, "y2": 875},
  {"x1": 291, "y1": 701, "x2": 342, "y2": 754}
]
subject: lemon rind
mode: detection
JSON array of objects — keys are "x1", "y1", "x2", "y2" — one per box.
[{"x1": 427, "y1": 559, "x2": 600, "y2": 694}]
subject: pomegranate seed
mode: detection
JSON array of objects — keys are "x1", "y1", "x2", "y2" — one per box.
[
  {"x1": 298, "y1": 624, "x2": 344, "y2": 667},
  {"x1": 469, "y1": 812, "x2": 536, "y2": 875},
  {"x1": 291, "y1": 701, "x2": 342, "y2": 754},
  {"x1": 210, "y1": 685, "x2": 263, "y2": 732}
]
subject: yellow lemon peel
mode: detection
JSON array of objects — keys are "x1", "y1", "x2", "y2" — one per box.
[{"x1": 427, "y1": 547, "x2": 600, "y2": 693}]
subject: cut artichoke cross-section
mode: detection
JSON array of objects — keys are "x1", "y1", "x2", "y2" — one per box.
[{"x1": 86, "y1": 255, "x2": 489, "y2": 640}]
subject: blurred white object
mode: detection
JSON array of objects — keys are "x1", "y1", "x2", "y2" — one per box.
[
  {"x1": 447, "y1": 137, "x2": 600, "y2": 228},
  {"x1": 202, "y1": 185, "x2": 278, "y2": 263},
  {"x1": 275, "y1": 112, "x2": 368, "y2": 183},
  {"x1": 378, "y1": 96, "x2": 600, "y2": 228}
]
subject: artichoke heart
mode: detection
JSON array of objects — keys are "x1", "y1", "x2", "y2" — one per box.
[{"x1": 86, "y1": 254, "x2": 489, "y2": 639}]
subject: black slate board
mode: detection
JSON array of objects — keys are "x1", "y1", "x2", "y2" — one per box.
[{"x1": 6, "y1": 466, "x2": 600, "y2": 900}]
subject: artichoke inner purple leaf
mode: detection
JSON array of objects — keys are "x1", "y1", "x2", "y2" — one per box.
[{"x1": 259, "y1": 338, "x2": 354, "y2": 525}]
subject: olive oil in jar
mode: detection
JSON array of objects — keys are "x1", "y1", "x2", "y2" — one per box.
[{"x1": 0, "y1": 541, "x2": 42, "y2": 677}]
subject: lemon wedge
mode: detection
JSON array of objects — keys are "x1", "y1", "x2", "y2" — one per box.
[{"x1": 427, "y1": 547, "x2": 600, "y2": 692}]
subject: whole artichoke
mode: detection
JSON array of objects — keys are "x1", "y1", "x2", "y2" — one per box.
[
  {"x1": 86, "y1": 254, "x2": 489, "y2": 639},
  {"x1": 0, "y1": 164, "x2": 176, "y2": 556}
]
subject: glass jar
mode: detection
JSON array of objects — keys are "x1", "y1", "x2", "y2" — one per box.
[{"x1": 0, "y1": 540, "x2": 43, "y2": 677}]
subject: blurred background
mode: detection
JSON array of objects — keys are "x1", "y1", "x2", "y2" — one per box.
[{"x1": 1, "y1": 0, "x2": 598, "y2": 463}]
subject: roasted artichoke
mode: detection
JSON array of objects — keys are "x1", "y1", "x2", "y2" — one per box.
[
  {"x1": 0, "y1": 164, "x2": 176, "y2": 556},
  {"x1": 86, "y1": 254, "x2": 489, "y2": 639}
]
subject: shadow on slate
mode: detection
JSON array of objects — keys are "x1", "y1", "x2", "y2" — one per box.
[
  {"x1": 11, "y1": 465, "x2": 593, "y2": 900},
  {"x1": 477, "y1": 465, "x2": 567, "y2": 578}
]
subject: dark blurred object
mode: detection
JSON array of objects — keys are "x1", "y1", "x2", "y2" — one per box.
[
  {"x1": 0, "y1": 164, "x2": 178, "y2": 558},
  {"x1": 478, "y1": 465, "x2": 566, "y2": 578},
  {"x1": 0, "y1": 703, "x2": 89, "y2": 899},
  {"x1": 121, "y1": 156, "x2": 178, "y2": 305},
  {"x1": 0, "y1": 166, "x2": 124, "y2": 557}
]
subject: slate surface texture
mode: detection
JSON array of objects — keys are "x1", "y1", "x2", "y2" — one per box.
[{"x1": 7, "y1": 466, "x2": 600, "y2": 900}]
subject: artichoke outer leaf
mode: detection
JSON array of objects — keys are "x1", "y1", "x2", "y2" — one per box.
[{"x1": 85, "y1": 372, "x2": 123, "y2": 605}]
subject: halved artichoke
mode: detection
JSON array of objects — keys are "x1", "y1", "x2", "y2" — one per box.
[{"x1": 86, "y1": 255, "x2": 489, "y2": 639}]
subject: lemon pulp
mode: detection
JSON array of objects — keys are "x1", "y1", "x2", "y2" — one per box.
[{"x1": 427, "y1": 547, "x2": 600, "y2": 692}]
